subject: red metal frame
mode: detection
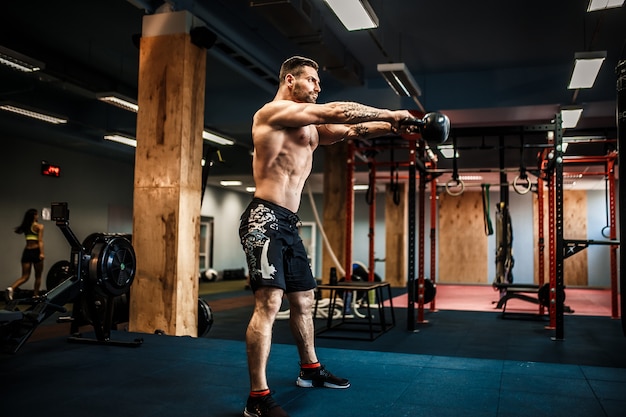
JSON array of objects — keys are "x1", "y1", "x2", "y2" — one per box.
[
  {"x1": 547, "y1": 171, "x2": 556, "y2": 329},
  {"x1": 429, "y1": 162, "x2": 438, "y2": 312},
  {"x1": 608, "y1": 157, "x2": 619, "y2": 319},
  {"x1": 537, "y1": 176, "x2": 545, "y2": 315},
  {"x1": 344, "y1": 136, "x2": 430, "y2": 325},
  {"x1": 536, "y1": 150, "x2": 621, "y2": 325},
  {"x1": 344, "y1": 141, "x2": 355, "y2": 281}
]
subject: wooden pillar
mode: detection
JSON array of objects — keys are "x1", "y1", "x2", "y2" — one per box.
[
  {"x1": 129, "y1": 10, "x2": 206, "y2": 336},
  {"x1": 385, "y1": 182, "x2": 407, "y2": 287},
  {"x1": 322, "y1": 142, "x2": 350, "y2": 282}
]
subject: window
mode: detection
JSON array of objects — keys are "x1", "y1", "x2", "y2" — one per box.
[{"x1": 199, "y1": 216, "x2": 214, "y2": 271}]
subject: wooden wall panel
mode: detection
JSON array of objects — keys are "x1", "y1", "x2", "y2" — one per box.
[
  {"x1": 533, "y1": 189, "x2": 588, "y2": 286},
  {"x1": 563, "y1": 190, "x2": 588, "y2": 286},
  {"x1": 385, "y1": 183, "x2": 406, "y2": 287},
  {"x1": 322, "y1": 142, "x2": 349, "y2": 282},
  {"x1": 438, "y1": 191, "x2": 488, "y2": 283}
]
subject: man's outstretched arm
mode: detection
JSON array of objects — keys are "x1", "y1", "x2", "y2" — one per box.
[
  {"x1": 258, "y1": 100, "x2": 413, "y2": 130},
  {"x1": 316, "y1": 121, "x2": 397, "y2": 145}
]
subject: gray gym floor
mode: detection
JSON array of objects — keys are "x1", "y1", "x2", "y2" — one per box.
[{"x1": 2, "y1": 291, "x2": 626, "y2": 416}]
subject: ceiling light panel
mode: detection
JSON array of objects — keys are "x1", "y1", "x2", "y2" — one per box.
[
  {"x1": 203, "y1": 130, "x2": 235, "y2": 146},
  {"x1": 220, "y1": 180, "x2": 242, "y2": 186},
  {"x1": 97, "y1": 93, "x2": 139, "y2": 112},
  {"x1": 561, "y1": 108, "x2": 583, "y2": 129},
  {"x1": 437, "y1": 145, "x2": 458, "y2": 159},
  {"x1": 568, "y1": 51, "x2": 606, "y2": 89},
  {"x1": 104, "y1": 134, "x2": 137, "y2": 147},
  {"x1": 587, "y1": 0, "x2": 624, "y2": 11},
  {"x1": 0, "y1": 46, "x2": 44, "y2": 72},
  {"x1": 324, "y1": 0, "x2": 379, "y2": 31},
  {"x1": 0, "y1": 104, "x2": 67, "y2": 124},
  {"x1": 377, "y1": 63, "x2": 422, "y2": 97}
]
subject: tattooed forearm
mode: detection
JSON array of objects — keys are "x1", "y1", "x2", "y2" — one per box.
[
  {"x1": 353, "y1": 124, "x2": 369, "y2": 138},
  {"x1": 340, "y1": 103, "x2": 381, "y2": 121},
  {"x1": 348, "y1": 121, "x2": 393, "y2": 139}
]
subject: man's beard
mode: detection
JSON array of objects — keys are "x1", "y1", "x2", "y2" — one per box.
[{"x1": 293, "y1": 84, "x2": 317, "y2": 103}]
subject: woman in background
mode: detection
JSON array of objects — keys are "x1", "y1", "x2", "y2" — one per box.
[{"x1": 6, "y1": 208, "x2": 45, "y2": 300}]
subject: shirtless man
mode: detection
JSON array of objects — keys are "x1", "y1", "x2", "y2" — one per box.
[{"x1": 239, "y1": 56, "x2": 415, "y2": 417}]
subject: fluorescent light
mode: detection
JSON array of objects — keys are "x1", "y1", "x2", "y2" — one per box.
[
  {"x1": 568, "y1": 51, "x2": 606, "y2": 89},
  {"x1": 377, "y1": 63, "x2": 422, "y2": 97},
  {"x1": 458, "y1": 175, "x2": 483, "y2": 181},
  {"x1": 0, "y1": 104, "x2": 67, "y2": 124},
  {"x1": 437, "y1": 145, "x2": 458, "y2": 159},
  {"x1": 564, "y1": 173, "x2": 583, "y2": 179},
  {"x1": 203, "y1": 130, "x2": 235, "y2": 146},
  {"x1": 97, "y1": 93, "x2": 138, "y2": 112},
  {"x1": 353, "y1": 184, "x2": 369, "y2": 191},
  {"x1": 323, "y1": 0, "x2": 379, "y2": 31},
  {"x1": 220, "y1": 180, "x2": 242, "y2": 186},
  {"x1": 561, "y1": 108, "x2": 583, "y2": 129},
  {"x1": 245, "y1": 187, "x2": 256, "y2": 193},
  {"x1": 104, "y1": 134, "x2": 137, "y2": 147},
  {"x1": 562, "y1": 135, "x2": 606, "y2": 142},
  {"x1": 587, "y1": 0, "x2": 624, "y2": 11},
  {"x1": 0, "y1": 46, "x2": 44, "y2": 72}
]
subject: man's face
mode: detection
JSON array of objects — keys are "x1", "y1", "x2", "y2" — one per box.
[{"x1": 291, "y1": 66, "x2": 321, "y2": 104}]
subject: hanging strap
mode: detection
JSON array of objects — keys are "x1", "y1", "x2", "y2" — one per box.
[
  {"x1": 482, "y1": 183, "x2": 494, "y2": 236},
  {"x1": 513, "y1": 133, "x2": 532, "y2": 195},
  {"x1": 366, "y1": 162, "x2": 375, "y2": 205},
  {"x1": 445, "y1": 135, "x2": 464, "y2": 196},
  {"x1": 390, "y1": 163, "x2": 400, "y2": 205}
]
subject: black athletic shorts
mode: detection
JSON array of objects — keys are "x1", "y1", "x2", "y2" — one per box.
[
  {"x1": 239, "y1": 198, "x2": 316, "y2": 293},
  {"x1": 21, "y1": 247, "x2": 42, "y2": 264}
]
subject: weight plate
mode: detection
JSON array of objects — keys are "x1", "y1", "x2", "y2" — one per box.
[
  {"x1": 198, "y1": 298, "x2": 214, "y2": 337},
  {"x1": 538, "y1": 283, "x2": 566, "y2": 308},
  {"x1": 46, "y1": 260, "x2": 73, "y2": 291},
  {"x1": 414, "y1": 278, "x2": 437, "y2": 304}
]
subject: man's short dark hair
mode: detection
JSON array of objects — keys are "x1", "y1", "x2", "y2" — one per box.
[{"x1": 279, "y1": 56, "x2": 319, "y2": 84}]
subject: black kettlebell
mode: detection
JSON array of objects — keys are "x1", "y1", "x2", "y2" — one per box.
[{"x1": 421, "y1": 112, "x2": 450, "y2": 144}]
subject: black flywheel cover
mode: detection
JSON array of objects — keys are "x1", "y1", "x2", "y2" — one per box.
[{"x1": 89, "y1": 236, "x2": 136, "y2": 296}]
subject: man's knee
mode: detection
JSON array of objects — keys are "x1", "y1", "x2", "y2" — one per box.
[
  {"x1": 255, "y1": 287, "x2": 285, "y2": 313},
  {"x1": 287, "y1": 290, "x2": 314, "y2": 314}
]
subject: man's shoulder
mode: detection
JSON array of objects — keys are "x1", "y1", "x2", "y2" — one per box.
[
  {"x1": 258, "y1": 99, "x2": 297, "y2": 112},
  {"x1": 254, "y1": 99, "x2": 301, "y2": 125}
]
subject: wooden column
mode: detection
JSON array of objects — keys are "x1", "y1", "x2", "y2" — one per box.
[
  {"x1": 385, "y1": 182, "x2": 407, "y2": 287},
  {"x1": 322, "y1": 142, "x2": 350, "y2": 282},
  {"x1": 129, "y1": 11, "x2": 206, "y2": 336}
]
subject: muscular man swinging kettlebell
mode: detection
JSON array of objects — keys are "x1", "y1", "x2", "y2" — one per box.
[{"x1": 239, "y1": 55, "x2": 446, "y2": 417}]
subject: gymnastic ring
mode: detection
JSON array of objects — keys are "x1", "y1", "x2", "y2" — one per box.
[
  {"x1": 513, "y1": 175, "x2": 532, "y2": 195},
  {"x1": 445, "y1": 178, "x2": 465, "y2": 196}
]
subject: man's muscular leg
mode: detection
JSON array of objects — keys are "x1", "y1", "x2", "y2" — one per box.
[
  {"x1": 246, "y1": 286, "x2": 285, "y2": 390},
  {"x1": 286, "y1": 289, "x2": 318, "y2": 364},
  {"x1": 288, "y1": 288, "x2": 351, "y2": 389}
]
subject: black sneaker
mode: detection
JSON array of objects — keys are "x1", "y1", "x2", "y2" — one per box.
[
  {"x1": 243, "y1": 394, "x2": 289, "y2": 417},
  {"x1": 296, "y1": 365, "x2": 350, "y2": 389}
]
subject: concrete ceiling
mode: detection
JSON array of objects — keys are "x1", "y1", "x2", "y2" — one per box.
[{"x1": 0, "y1": 0, "x2": 623, "y2": 193}]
